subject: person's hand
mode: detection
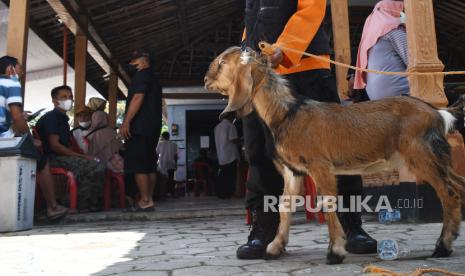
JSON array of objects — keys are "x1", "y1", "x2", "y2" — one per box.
[
  {"x1": 120, "y1": 121, "x2": 131, "y2": 140},
  {"x1": 33, "y1": 139, "x2": 42, "y2": 148},
  {"x1": 81, "y1": 155, "x2": 94, "y2": 161},
  {"x1": 23, "y1": 111, "x2": 32, "y2": 120},
  {"x1": 268, "y1": 47, "x2": 283, "y2": 69}
]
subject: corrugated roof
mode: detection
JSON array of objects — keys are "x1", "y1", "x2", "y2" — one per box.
[{"x1": 2, "y1": 0, "x2": 464, "y2": 98}]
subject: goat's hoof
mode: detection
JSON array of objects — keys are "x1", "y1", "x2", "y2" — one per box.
[
  {"x1": 432, "y1": 241, "x2": 453, "y2": 258},
  {"x1": 265, "y1": 241, "x2": 284, "y2": 260},
  {"x1": 326, "y1": 250, "x2": 345, "y2": 265}
]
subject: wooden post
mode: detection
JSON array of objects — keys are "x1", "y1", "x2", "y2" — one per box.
[
  {"x1": 6, "y1": 0, "x2": 30, "y2": 99},
  {"x1": 74, "y1": 17, "x2": 88, "y2": 126},
  {"x1": 404, "y1": 0, "x2": 447, "y2": 107},
  {"x1": 108, "y1": 72, "x2": 118, "y2": 128},
  {"x1": 331, "y1": 0, "x2": 351, "y2": 100},
  {"x1": 404, "y1": 1, "x2": 465, "y2": 183}
]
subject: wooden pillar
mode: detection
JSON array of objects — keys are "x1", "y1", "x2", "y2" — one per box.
[
  {"x1": 331, "y1": 0, "x2": 351, "y2": 100},
  {"x1": 404, "y1": 0, "x2": 447, "y2": 107},
  {"x1": 74, "y1": 18, "x2": 88, "y2": 126},
  {"x1": 404, "y1": 1, "x2": 465, "y2": 181},
  {"x1": 6, "y1": 0, "x2": 30, "y2": 99},
  {"x1": 108, "y1": 72, "x2": 118, "y2": 128}
]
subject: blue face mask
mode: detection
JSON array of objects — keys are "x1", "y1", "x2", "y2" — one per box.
[
  {"x1": 10, "y1": 74, "x2": 20, "y2": 82},
  {"x1": 10, "y1": 67, "x2": 20, "y2": 82}
]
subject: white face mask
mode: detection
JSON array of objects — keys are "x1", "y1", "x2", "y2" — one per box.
[
  {"x1": 58, "y1": 99, "x2": 73, "y2": 111},
  {"x1": 79, "y1": 121, "x2": 91, "y2": 129},
  {"x1": 400, "y1": 12, "x2": 406, "y2": 24}
]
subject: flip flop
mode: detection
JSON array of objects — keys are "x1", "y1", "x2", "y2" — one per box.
[
  {"x1": 47, "y1": 208, "x2": 68, "y2": 223},
  {"x1": 134, "y1": 203, "x2": 155, "y2": 212}
]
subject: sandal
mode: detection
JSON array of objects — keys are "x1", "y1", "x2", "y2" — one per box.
[
  {"x1": 134, "y1": 202, "x2": 155, "y2": 212},
  {"x1": 47, "y1": 206, "x2": 68, "y2": 223}
]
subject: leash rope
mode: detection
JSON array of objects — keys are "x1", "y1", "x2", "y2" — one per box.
[
  {"x1": 363, "y1": 265, "x2": 465, "y2": 276},
  {"x1": 258, "y1": 42, "x2": 465, "y2": 77}
]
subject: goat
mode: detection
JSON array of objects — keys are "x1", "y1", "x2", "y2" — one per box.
[{"x1": 204, "y1": 47, "x2": 465, "y2": 265}]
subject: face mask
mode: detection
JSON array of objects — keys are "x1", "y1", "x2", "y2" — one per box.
[
  {"x1": 58, "y1": 99, "x2": 73, "y2": 111},
  {"x1": 79, "y1": 121, "x2": 91, "y2": 129},
  {"x1": 10, "y1": 67, "x2": 20, "y2": 82},
  {"x1": 400, "y1": 12, "x2": 406, "y2": 24}
]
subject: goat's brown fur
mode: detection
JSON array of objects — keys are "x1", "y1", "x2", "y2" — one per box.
[{"x1": 205, "y1": 47, "x2": 465, "y2": 264}]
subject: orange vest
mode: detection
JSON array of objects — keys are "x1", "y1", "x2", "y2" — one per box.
[{"x1": 243, "y1": 0, "x2": 330, "y2": 75}]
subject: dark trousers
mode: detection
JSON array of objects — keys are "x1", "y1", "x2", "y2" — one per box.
[
  {"x1": 217, "y1": 161, "x2": 238, "y2": 199},
  {"x1": 243, "y1": 69, "x2": 364, "y2": 225},
  {"x1": 167, "y1": 169, "x2": 176, "y2": 196}
]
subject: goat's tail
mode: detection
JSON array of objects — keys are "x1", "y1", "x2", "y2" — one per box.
[{"x1": 443, "y1": 95, "x2": 465, "y2": 133}]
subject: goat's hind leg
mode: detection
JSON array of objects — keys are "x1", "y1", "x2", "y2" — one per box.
[
  {"x1": 407, "y1": 156, "x2": 462, "y2": 257},
  {"x1": 265, "y1": 166, "x2": 304, "y2": 259}
]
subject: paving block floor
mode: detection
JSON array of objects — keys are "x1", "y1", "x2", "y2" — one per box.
[{"x1": 1, "y1": 216, "x2": 465, "y2": 275}]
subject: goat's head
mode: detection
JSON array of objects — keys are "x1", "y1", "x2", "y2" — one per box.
[{"x1": 204, "y1": 47, "x2": 267, "y2": 119}]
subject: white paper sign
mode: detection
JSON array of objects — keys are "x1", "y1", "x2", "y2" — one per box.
[{"x1": 200, "y1": 136, "x2": 210, "y2": 148}]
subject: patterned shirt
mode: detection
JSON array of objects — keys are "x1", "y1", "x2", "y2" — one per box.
[
  {"x1": 366, "y1": 27, "x2": 410, "y2": 100},
  {"x1": 0, "y1": 76, "x2": 23, "y2": 134}
]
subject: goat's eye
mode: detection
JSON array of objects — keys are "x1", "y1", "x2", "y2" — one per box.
[{"x1": 219, "y1": 60, "x2": 226, "y2": 65}]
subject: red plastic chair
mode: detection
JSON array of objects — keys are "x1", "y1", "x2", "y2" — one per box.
[
  {"x1": 104, "y1": 171, "x2": 125, "y2": 211},
  {"x1": 193, "y1": 162, "x2": 209, "y2": 196},
  {"x1": 303, "y1": 176, "x2": 325, "y2": 224},
  {"x1": 50, "y1": 168, "x2": 78, "y2": 212},
  {"x1": 246, "y1": 174, "x2": 325, "y2": 225}
]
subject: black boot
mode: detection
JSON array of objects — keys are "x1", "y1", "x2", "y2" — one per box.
[
  {"x1": 236, "y1": 206, "x2": 280, "y2": 259},
  {"x1": 339, "y1": 212, "x2": 377, "y2": 254}
]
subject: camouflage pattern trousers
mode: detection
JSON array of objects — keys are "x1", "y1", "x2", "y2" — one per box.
[{"x1": 49, "y1": 156, "x2": 106, "y2": 209}]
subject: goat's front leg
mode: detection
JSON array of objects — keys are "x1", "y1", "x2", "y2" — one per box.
[
  {"x1": 312, "y1": 169, "x2": 347, "y2": 265},
  {"x1": 265, "y1": 166, "x2": 304, "y2": 258}
]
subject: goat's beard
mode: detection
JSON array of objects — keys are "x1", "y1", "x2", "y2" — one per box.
[{"x1": 219, "y1": 101, "x2": 254, "y2": 120}]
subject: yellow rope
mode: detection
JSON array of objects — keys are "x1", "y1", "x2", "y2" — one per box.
[
  {"x1": 258, "y1": 42, "x2": 465, "y2": 77},
  {"x1": 363, "y1": 265, "x2": 465, "y2": 276}
]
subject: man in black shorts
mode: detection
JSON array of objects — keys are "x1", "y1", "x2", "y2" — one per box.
[{"x1": 120, "y1": 49, "x2": 163, "y2": 211}]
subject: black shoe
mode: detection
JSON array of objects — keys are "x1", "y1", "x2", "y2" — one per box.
[
  {"x1": 236, "y1": 206, "x2": 279, "y2": 259},
  {"x1": 339, "y1": 212, "x2": 377, "y2": 254},
  {"x1": 345, "y1": 226, "x2": 377, "y2": 254}
]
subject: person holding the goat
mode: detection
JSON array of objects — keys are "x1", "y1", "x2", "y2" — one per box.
[{"x1": 236, "y1": 0, "x2": 377, "y2": 260}]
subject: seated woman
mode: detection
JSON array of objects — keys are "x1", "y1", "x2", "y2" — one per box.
[
  {"x1": 86, "y1": 111, "x2": 123, "y2": 173},
  {"x1": 87, "y1": 97, "x2": 107, "y2": 112},
  {"x1": 354, "y1": 0, "x2": 409, "y2": 100},
  {"x1": 71, "y1": 107, "x2": 93, "y2": 154}
]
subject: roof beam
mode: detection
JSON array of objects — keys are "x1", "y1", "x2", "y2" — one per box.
[
  {"x1": 46, "y1": 0, "x2": 129, "y2": 96},
  {"x1": 163, "y1": 93, "x2": 226, "y2": 100},
  {"x1": 175, "y1": 0, "x2": 189, "y2": 45}
]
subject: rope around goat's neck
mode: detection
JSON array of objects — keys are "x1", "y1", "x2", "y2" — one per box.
[{"x1": 258, "y1": 42, "x2": 465, "y2": 77}]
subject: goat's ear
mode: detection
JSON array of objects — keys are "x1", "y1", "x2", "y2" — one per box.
[{"x1": 220, "y1": 64, "x2": 253, "y2": 119}]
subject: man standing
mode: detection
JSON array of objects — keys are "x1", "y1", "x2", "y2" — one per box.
[
  {"x1": 120, "y1": 49, "x2": 162, "y2": 211},
  {"x1": 0, "y1": 56, "x2": 67, "y2": 220},
  {"x1": 156, "y1": 131, "x2": 178, "y2": 198},
  {"x1": 236, "y1": 0, "x2": 377, "y2": 259},
  {"x1": 36, "y1": 85, "x2": 105, "y2": 211},
  {"x1": 214, "y1": 113, "x2": 240, "y2": 199}
]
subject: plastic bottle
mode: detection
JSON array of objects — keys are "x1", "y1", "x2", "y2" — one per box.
[
  {"x1": 378, "y1": 239, "x2": 410, "y2": 260},
  {"x1": 378, "y1": 209, "x2": 401, "y2": 224}
]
